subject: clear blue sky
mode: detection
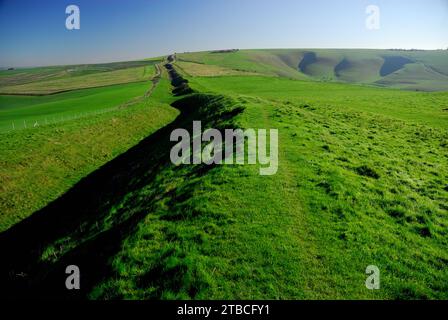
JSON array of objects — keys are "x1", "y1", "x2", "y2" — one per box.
[{"x1": 1, "y1": 0, "x2": 447, "y2": 67}]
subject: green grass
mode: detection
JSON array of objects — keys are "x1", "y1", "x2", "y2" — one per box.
[
  {"x1": 0, "y1": 65, "x2": 155, "y2": 95},
  {"x1": 376, "y1": 63, "x2": 448, "y2": 91},
  {"x1": 177, "y1": 49, "x2": 308, "y2": 79},
  {"x1": 0, "y1": 60, "x2": 159, "y2": 95},
  {"x1": 188, "y1": 75, "x2": 448, "y2": 128},
  {"x1": 85, "y1": 80, "x2": 447, "y2": 299},
  {"x1": 177, "y1": 49, "x2": 448, "y2": 91},
  {"x1": 0, "y1": 81, "x2": 152, "y2": 132},
  {"x1": 1, "y1": 54, "x2": 447, "y2": 300},
  {"x1": 0, "y1": 77, "x2": 178, "y2": 231},
  {"x1": 175, "y1": 61, "x2": 257, "y2": 77}
]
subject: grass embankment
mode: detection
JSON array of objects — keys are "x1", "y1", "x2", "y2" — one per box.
[
  {"x1": 0, "y1": 88, "x2": 248, "y2": 299},
  {"x1": 0, "y1": 62, "x2": 447, "y2": 300},
  {"x1": 188, "y1": 75, "x2": 448, "y2": 127},
  {"x1": 91, "y1": 70, "x2": 448, "y2": 299},
  {"x1": 89, "y1": 75, "x2": 448, "y2": 299},
  {"x1": 177, "y1": 74, "x2": 448, "y2": 299},
  {"x1": 0, "y1": 76, "x2": 178, "y2": 231}
]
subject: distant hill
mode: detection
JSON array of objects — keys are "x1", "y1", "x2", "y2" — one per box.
[
  {"x1": 176, "y1": 49, "x2": 448, "y2": 91},
  {"x1": 0, "y1": 60, "x2": 159, "y2": 95}
]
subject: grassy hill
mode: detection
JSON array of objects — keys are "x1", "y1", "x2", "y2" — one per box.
[
  {"x1": 0, "y1": 51, "x2": 447, "y2": 300},
  {"x1": 177, "y1": 49, "x2": 448, "y2": 91}
]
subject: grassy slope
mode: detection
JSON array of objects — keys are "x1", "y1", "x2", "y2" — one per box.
[
  {"x1": 175, "y1": 61, "x2": 257, "y2": 77},
  {"x1": 377, "y1": 63, "x2": 448, "y2": 91},
  {"x1": 176, "y1": 75, "x2": 447, "y2": 299},
  {"x1": 189, "y1": 76, "x2": 448, "y2": 128},
  {"x1": 177, "y1": 49, "x2": 448, "y2": 91},
  {"x1": 177, "y1": 50, "x2": 308, "y2": 80},
  {"x1": 0, "y1": 76, "x2": 178, "y2": 231},
  {"x1": 89, "y1": 74, "x2": 447, "y2": 299},
  {"x1": 0, "y1": 81, "x2": 152, "y2": 132}
]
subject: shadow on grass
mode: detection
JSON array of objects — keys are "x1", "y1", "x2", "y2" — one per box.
[{"x1": 0, "y1": 68, "x2": 243, "y2": 299}]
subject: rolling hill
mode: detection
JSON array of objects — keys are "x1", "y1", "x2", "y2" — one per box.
[{"x1": 176, "y1": 49, "x2": 448, "y2": 91}]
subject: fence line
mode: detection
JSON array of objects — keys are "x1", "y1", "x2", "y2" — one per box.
[{"x1": 1, "y1": 106, "x2": 120, "y2": 134}]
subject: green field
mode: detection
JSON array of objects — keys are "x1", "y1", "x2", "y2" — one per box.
[
  {"x1": 0, "y1": 49, "x2": 447, "y2": 300},
  {"x1": 177, "y1": 49, "x2": 448, "y2": 91},
  {"x1": 0, "y1": 81, "x2": 154, "y2": 133},
  {"x1": 0, "y1": 75, "x2": 178, "y2": 231},
  {"x1": 0, "y1": 60, "x2": 158, "y2": 94}
]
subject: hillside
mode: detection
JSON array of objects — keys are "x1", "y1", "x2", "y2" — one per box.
[
  {"x1": 0, "y1": 54, "x2": 447, "y2": 300},
  {"x1": 177, "y1": 49, "x2": 448, "y2": 91}
]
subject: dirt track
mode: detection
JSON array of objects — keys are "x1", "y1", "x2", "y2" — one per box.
[{"x1": 144, "y1": 63, "x2": 163, "y2": 97}]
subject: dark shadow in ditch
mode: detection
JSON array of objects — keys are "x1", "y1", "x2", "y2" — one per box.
[{"x1": 0, "y1": 64, "x2": 242, "y2": 300}]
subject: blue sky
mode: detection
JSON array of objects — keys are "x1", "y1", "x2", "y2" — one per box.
[{"x1": 0, "y1": 0, "x2": 447, "y2": 67}]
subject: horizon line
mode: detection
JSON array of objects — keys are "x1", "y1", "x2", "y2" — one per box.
[{"x1": 2, "y1": 46, "x2": 447, "y2": 69}]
